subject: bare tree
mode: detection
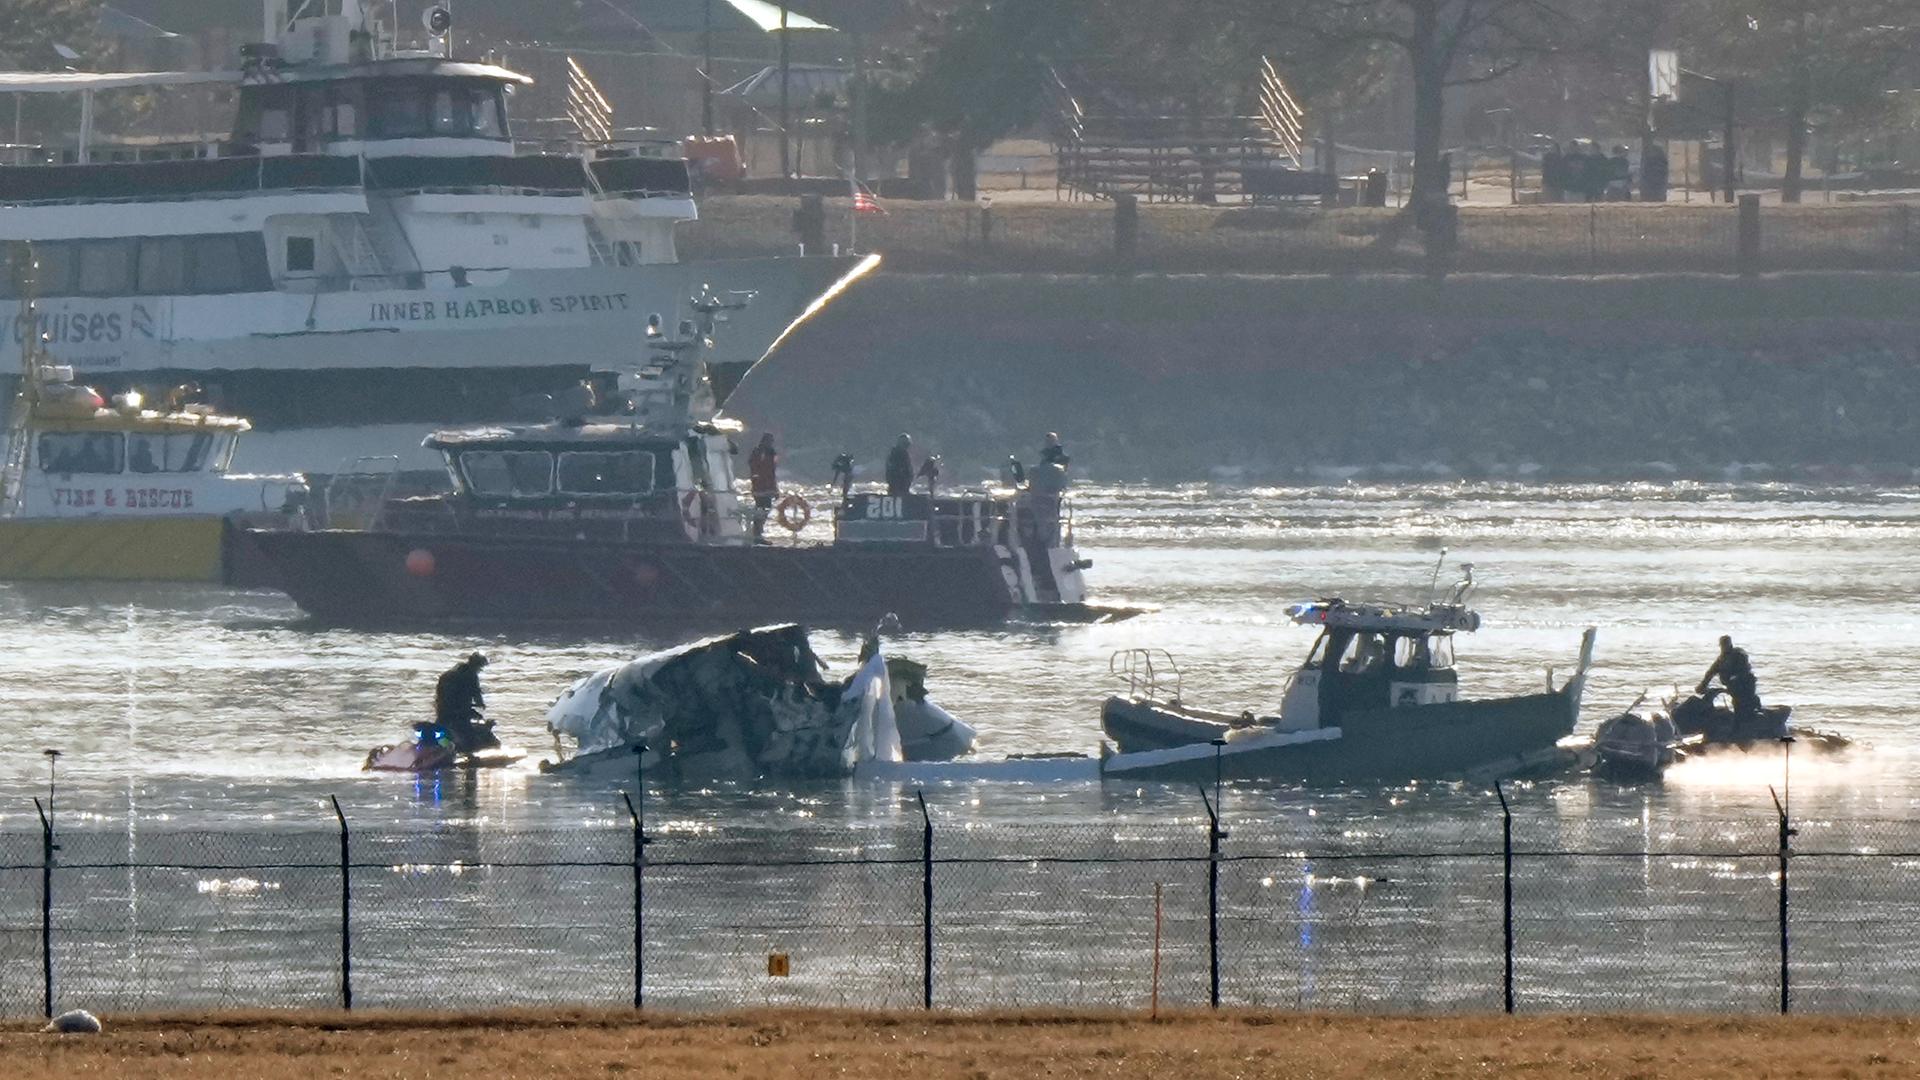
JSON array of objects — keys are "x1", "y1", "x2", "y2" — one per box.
[
  {"x1": 1252, "y1": 0, "x2": 1566, "y2": 208},
  {"x1": 1677, "y1": 0, "x2": 1918, "y2": 202}
]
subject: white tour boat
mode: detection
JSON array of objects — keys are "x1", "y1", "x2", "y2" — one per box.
[{"x1": 0, "y1": 0, "x2": 874, "y2": 474}]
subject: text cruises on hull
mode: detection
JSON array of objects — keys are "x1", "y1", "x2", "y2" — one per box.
[{"x1": 0, "y1": 0, "x2": 875, "y2": 473}]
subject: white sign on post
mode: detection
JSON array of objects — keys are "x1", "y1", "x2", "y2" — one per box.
[{"x1": 1650, "y1": 50, "x2": 1681, "y2": 100}]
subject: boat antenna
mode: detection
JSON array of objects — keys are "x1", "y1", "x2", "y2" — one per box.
[{"x1": 1424, "y1": 547, "x2": 1449, "y2": 608}]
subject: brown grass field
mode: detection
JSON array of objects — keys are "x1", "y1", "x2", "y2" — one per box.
[{"x1": 4, "y1": 1009, "x2": 1920, "y2": 1079}]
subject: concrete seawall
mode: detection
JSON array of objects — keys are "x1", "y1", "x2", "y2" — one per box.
[{"x1": 724, "y1": 272, "x2": 1920, "y2": 483}]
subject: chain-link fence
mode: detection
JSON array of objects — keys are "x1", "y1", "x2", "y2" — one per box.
[
  {"x1": 687, "y1": 195, "x2": 1920, "y2": 276},
  {"x1": 8, "y1": 787, "x2": 1920, "y2": 1016}
]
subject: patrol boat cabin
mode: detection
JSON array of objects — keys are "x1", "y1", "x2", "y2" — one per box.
[
  {"x1": 243, "y1": 303, "x2": 1116, "y2": 626},
  {"x1": 1099, "y1": 563, "x2": 1595, "y2": 783}
]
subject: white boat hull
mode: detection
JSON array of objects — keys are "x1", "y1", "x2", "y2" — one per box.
[{"x1": 2, "y1": 254, "x2": 876, "y2": 472}]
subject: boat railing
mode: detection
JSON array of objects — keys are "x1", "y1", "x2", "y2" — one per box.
[
  {"x1": 828, "y1": 490, "x2": 1072, "y2": 550},
  {"x1": 1110, "y1": 648, "x2": 1181, "y2": 704}
]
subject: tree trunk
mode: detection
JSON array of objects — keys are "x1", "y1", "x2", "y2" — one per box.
[
  {"x1": 1321, "y1": 109, "x2": 1339, "y2": 208},
  {"x1": 1782, "y1": 69, "x2": 1810, "y2": 204},
  {"x1": 1407, "y1": 3, "x2": 1450, "y2": 212},
  {"x1": 1782, "y1": 8, "x2": 1810, "y2": 204},
  {"x1": 1782, "y1": 96, "x2": 1807, "y2": 204}
]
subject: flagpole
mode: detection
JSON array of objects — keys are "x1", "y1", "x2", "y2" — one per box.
[
  {"x1": 778, "y1": 4, "x2": 791, "y2": 178},
  {"x1": 849, "y1": 173, "x2": 859, "y2": 253}
]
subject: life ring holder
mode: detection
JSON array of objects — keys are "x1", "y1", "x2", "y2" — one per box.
[{"x1": 776, "y1": 493, "x2": 812, "y2": 533}]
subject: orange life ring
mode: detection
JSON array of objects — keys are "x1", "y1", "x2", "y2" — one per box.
[{"x1": 776, "y1": 494, "x2": 812, "y2": 532}]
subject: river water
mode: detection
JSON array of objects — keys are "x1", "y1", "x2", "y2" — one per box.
[{"x1": 3, "y1": 482, "x2": 1920, "y2": 1013}]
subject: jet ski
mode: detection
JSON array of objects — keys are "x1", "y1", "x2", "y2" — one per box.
[
  {"x1": 1667, "y1": 689, "x2": 1850, "y2": 753},
  {"x1": 364, "y1": 722, "x2": 524, "y2": 773}
]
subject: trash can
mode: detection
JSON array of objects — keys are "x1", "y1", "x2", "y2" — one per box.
[{"x1": 1362, "y1": 168, "x2": 1389, "y2": 207}]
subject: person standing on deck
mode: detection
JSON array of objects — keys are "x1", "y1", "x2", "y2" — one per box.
[
  {"x1": 885, "y1": 434, "x2": 914, "y2": 496},
  {"x1": 1039, "y1": 431, "x2": 1070, "y2": 471},
  {"x1": 748, "y1": 433, "x2": 779, "y2": 542}
]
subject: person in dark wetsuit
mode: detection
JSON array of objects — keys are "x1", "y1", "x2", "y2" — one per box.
[
  {"x1": 885, "y1": 434, "x2": 914, "y2": 496},
  {"x1": 1039, "y1": 431, "x2": 1069, "y2": 470},
  {"x1": 428, "y1": 652, "x2": 499, "y2": 753},
  {"x1": 747, "y1": 433, "x2": 778, "y2": 542},
  {"x1": 1696, "y1": 635, "x2": 1762, "y2": 718},
  {"x1": 831, "y1": 452, "x2": 856, "y2": 500}
]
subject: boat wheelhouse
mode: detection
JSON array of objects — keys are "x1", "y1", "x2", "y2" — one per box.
[
  {"x1": 1099, "y1": 563, "x2": 1594, "y2": 783},
  {"x1": 0, "y1": 0, "x2": 873, "y2": 474},
  {"x1": 0, "y1": 364, "x2": 306, "y2": 581}
]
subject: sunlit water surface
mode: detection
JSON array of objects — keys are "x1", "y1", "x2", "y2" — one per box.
[
  {"x1": 3, "y1": 481, "x2": 1919, "y2": 828},
  {"x1": 7, "y1": 482, "x2": 1920, "y2": 1013}
]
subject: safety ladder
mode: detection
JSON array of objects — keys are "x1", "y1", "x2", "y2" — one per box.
[{"x1": 333, "y1": 215, "x2": 389, "y2": 288}]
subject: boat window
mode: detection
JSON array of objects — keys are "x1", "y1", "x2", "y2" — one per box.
[
  {"x1": 368, "y1": 86, "x2": 428, "y2": 138},
  {"x1": 1338, "y1": 633, "x2": 1388, "y2": 675},
  {"x1": 128, "y1": 434, "x2": 161, "y2": 474},
  {"x1": 136, "y1": 237, "x2": 187, "y2": 294},
  {"x1": 185, "y1": 234, "x2": 270, "y2": 294},
  {"x1": 176, "y1": 433, "x2": 215, "y2": 472},
  {"x1": 331, "y1": 101, "x2": 359, "y2": 138},
  {"x1": 31, "y1": 242, "x2": 77, "y2": 295},
  {"x1": 461, "y1": 450, "x2": 553, "y2": 497},
  {"x1": 188, "y1": 235, "x2": 245, "y2": 293},
  {"x1": 470, "y1": 88, "x2": 505, "y2": 138},
  {"x1": 1393, "y1": 636, "x2": 1424, "y2": 670},
  {"x1": 431, "y1": 90, "x2": 460, "y2": 134},
  {"x1": 77, "y1": 240, "x2": 134, "y2": 295},
  {"x1": 38, "y1": 432, "x2": 124, "y2": 475},
  {"x1": 285, "y1": 236, "x2": 317, "y2": 273},
  {"x1": 259, "y1": 106, "x2": 291, "y2": 142},
  {"x1": 557, "y1": 451, "x2": 655, "y2": 496},
  {"x1": 1429, "y1": 634, "x2": 1456, "y2": 670},
  {"x1": 130, "y1": 432, "x2": 214, "y2": 473}
]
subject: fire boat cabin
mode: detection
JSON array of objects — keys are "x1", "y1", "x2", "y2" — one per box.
[{"x1": 0, "y1": 369, "x2": 307, "y2": 581}]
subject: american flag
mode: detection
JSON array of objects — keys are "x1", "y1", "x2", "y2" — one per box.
[{"x1": 851, "y1": 180, "x2": 886, "y2": 215}]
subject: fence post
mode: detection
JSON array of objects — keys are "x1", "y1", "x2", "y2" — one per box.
[
  {"x1": 1199, "y1": 780, "x2": 1223, "y2": 1009},
  {"x1": 1772, "y1": 736, "x2": 1797, "y2": 1015},
  {"x1": 1587, "y1": 205, "x2": 1598, "y2": 276},
  {"x1": 34, "y1": 797, "x2": 53, "y2": 1019},
  {"x1": 627, "y1": 742, "x2": 649, "y2": 1010},
  {"x1": 1495, "y1": 782, "x2": 1514, "y2": 1014},
  {"x1": 330, "y1": 795, "x2": 350, "y2": 1011},
  {"x1": 918, "y1": 790, "x2": 933, "y2": 1010}
]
